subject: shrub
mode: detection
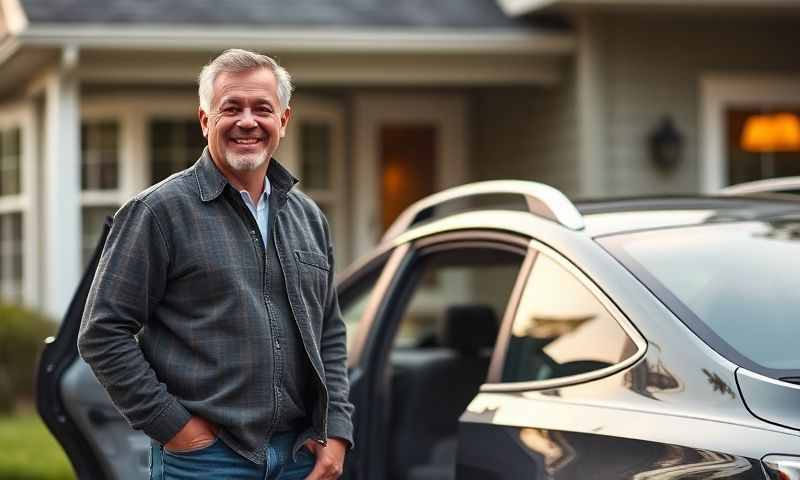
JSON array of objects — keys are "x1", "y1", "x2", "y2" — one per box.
[{"x1": 0, "y1": 304, "x2": 56, "y2": 413}]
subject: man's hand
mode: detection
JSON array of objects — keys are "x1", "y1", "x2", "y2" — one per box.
[
  {"x1": 304, "y1": 437, "x2": 348, "y2": 479},
  {"x1": 163, "y1": 416, "x2": 217, "y2": 453}
]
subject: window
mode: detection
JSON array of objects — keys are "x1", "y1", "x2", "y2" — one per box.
[
  {"x1": 0, "y1": 212, "x2": 22, "y2": 302},
  {"x1": 727, "y1": 108, "x2": 800, "y2": 185},
  {"x1": 284, "y1": 98, "x2": 348, "y2": 265},
  {"x1": 0, "y1": 126, "x2": 23, "y2": 303},
  {"x1": 81, "y1": 121, "x2": 119, "y2": 190},
  {"x1": 0, "y1": 128, "x2": 20, "y2": 196},
  {"x1": 296, "y1": 118, "x2": 346, "y2": 265},
  {"x1": 81, "y1": 120, "x2": 120, "y2": 266},
  {"x1": 150, "y1": 119, "x2": 205, "y2": 183},
  {"x1": 502, "y1": 253, "x2": 637, "y2": 383}
]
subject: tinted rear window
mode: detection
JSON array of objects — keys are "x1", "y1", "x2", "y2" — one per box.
[{"x1": 600, "y1": 220, "x2": 800, "y2": 373}]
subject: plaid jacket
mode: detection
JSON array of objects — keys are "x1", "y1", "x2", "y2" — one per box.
[{"x1": 78, "y1": 150, "x2": 353, "y2": 464}]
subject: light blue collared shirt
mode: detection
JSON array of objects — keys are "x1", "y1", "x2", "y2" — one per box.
[{"x1": 239, "y1": 177, "x2": 271, "y2": 246}]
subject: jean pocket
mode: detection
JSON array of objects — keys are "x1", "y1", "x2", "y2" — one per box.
[{"x1": 163, "y1": 436, "x2": 220, "y2": 456}]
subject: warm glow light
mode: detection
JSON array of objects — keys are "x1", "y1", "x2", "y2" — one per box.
[{"x1": 741, "y1": 113, "x2": 800, "y2": 153}]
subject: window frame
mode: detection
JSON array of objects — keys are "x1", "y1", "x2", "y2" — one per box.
[
  {"x1": 483, "y1": 237, "x2": 647, "y2": 392},
  {"x1": 0, "y1": 104, "x2": 34, "y2": 305},
  {"x1": 280, "y1": 96, "x2": 349, "y2": 265}
]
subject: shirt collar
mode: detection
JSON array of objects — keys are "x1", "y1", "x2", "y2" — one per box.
[
  {"x1": 238, "y1": 177, "x2": 270, "y2": 207},
  {"x1": 194, "y1": 147, "x2": 297, "y2": 203}
]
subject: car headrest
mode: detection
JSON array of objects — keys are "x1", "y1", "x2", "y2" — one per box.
[{"x1": 439, "y1": 304, "x2": 499, "y2": 354}]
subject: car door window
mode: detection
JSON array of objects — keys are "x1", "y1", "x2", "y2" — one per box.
[
  {"x1": 502, "y1": 252, "x2": 638, "y2": 383},
  {"x1": 338, "y1": 253, "x2": 389, "y2": 355},
  {"x1": 393, "y1": 246, "x2": 524, "y2": 350}
]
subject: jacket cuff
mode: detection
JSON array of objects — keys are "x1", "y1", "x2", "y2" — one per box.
[
  {"x1": 141, "y1": 398, "x2": 192, "y2": 444},
  {"x1": 327, "y1": 413, "x2": 354, "y2": 450}
]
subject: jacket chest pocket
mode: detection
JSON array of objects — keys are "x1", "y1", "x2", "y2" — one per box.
[{"x1": 294, "y1": 250, "x2": 330, "y2": 336}]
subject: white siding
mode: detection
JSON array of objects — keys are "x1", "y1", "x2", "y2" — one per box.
[
  {"x1": 472, "y1": 72, "x2": 580, "y2": 197},
  {"x1": 600, "y1": 13, "x2": 800, "y2": 195}
]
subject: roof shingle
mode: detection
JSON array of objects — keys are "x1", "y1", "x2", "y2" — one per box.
[{"x1": 21, "y1": 0, "x2": 533, "y2": 29}]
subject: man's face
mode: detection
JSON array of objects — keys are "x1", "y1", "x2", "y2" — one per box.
[{"x1": 199, "y1": 68, "x2": 291, "y2": 173}]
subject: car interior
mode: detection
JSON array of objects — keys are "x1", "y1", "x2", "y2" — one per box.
[
  {"x1": 389, "y1": 304, "x2": 498, "y2": 480},
  {"x1": 377, "y1": 246, "x2": 524, "y2": 480}
]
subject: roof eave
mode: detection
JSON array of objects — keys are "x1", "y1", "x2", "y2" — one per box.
[{"x1": 16, "y1": 24, "x2": 576, "y2": 55}]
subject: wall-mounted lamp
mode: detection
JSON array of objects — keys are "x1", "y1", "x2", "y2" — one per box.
[{"x1": 648, "y1": 116, "x2": 683, "y2": 170}]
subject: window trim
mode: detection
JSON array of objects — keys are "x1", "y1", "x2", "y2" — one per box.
[
  {"x1": 482, "y1": 237, "x2": 647, "y2": 392},
  {"x1": 0, "y1": 105, "x2": 34, "y2": 305}
]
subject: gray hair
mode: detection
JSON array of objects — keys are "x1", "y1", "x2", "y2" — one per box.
[{"x1": 198, "y1": 49, "x2": 293, "y2": 112}]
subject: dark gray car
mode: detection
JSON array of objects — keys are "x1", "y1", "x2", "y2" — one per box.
[{"x1": 37, "y1": 181, "x2": 800, "y2": 479}]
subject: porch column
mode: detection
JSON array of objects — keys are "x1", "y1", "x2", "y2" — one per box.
[
  {"x1": 576, "y1": 14, "x2": 608, "y2": 197},
  {"x1": 43, "y1": 46, "x2": 81, "y2": 320}
]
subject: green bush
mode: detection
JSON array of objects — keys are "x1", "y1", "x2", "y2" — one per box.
[{"x1": 0, "y1": 304, "x2": 56, "y2": 413}]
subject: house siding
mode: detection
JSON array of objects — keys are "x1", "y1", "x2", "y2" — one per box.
[
  {"x1": 471, "y1": 72, "x2": 580, "y2": 197},
  {"x1": 600, "y1": 13, "x2": 800, "y2": 195}
]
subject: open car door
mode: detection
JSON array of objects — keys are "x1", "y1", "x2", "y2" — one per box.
[{"x1": 36, "y1": 219, "x2": 149, "y2": 479}]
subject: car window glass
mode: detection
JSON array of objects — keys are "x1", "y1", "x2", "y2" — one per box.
[
  {"x1": 393, "y1": 247, "x2": 524, "y2": 350},
  {"x1": 502, "y1": 253, "x2": 637, "y2": 383},
  {"x1": 599, "y1": 220, "x2": 800, "y2": 372},
  {"x1": 340, "y1": 257, "x2": 387, "y2": 353}
]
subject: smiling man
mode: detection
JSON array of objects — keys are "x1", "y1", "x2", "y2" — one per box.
[{"x1": 78, "y1": 49, "x2": 353, "y2": 480}]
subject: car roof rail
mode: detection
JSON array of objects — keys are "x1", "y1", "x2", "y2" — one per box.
[
  {"x1": 382, "y1": 180, "x2": 585, "y2": 242},
  {"x1": 719, "y1": 177, "x2": 800, "y2": 196}
]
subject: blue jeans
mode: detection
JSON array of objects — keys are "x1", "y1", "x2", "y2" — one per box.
[{"x1": 150, "y1": 431, "x2": 316, "y2": 480}]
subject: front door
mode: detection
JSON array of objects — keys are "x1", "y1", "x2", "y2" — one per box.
[{"x1": 353, "y1": 94, "x2": 468, "y2": 257}]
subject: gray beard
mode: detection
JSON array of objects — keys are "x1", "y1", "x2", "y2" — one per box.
[{"x1": 225, "y1": 150, "x2": 269, "y2": 172}]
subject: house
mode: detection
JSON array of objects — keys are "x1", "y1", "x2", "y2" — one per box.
[{"x1": 0, "y1": 0, "x2": 797, "y2": 318}]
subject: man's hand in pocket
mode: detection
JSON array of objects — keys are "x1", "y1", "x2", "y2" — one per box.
[{"x1": 164, "y1": 416, "x2": 217, "y2": 453}]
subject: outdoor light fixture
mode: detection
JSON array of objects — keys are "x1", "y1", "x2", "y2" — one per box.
[
  {"x1": 741, "y1": 112, "x2": 800, "y2": 153},
  {"x1": 648, "y1": 116, "x2": 683, "y2": 169}
]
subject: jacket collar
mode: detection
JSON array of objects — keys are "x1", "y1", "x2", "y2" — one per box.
[{"x1": 194, "y1": 147, "x2": 299, "y2": 203}]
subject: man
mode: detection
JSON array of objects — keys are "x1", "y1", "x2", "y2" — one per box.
[{"x1": 78, "y1": 49, "x2": 353, "y2": 480}]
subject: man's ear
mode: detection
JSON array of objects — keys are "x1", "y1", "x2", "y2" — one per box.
[
  {"x1": 198, "y1": 107, "x2": 209, "y2": 138},
  {"x1": 279, "y1": 106, "x2": 292, "y2": 138}
]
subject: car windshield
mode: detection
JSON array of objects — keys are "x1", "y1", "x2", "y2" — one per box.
[{"x1": 599, "y1": 219, "x2": 800, "y2": 373}]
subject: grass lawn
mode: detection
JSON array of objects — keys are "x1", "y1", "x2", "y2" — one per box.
[{"x1": 0, "y1": 407, "x2": 75, "y2": 480}]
